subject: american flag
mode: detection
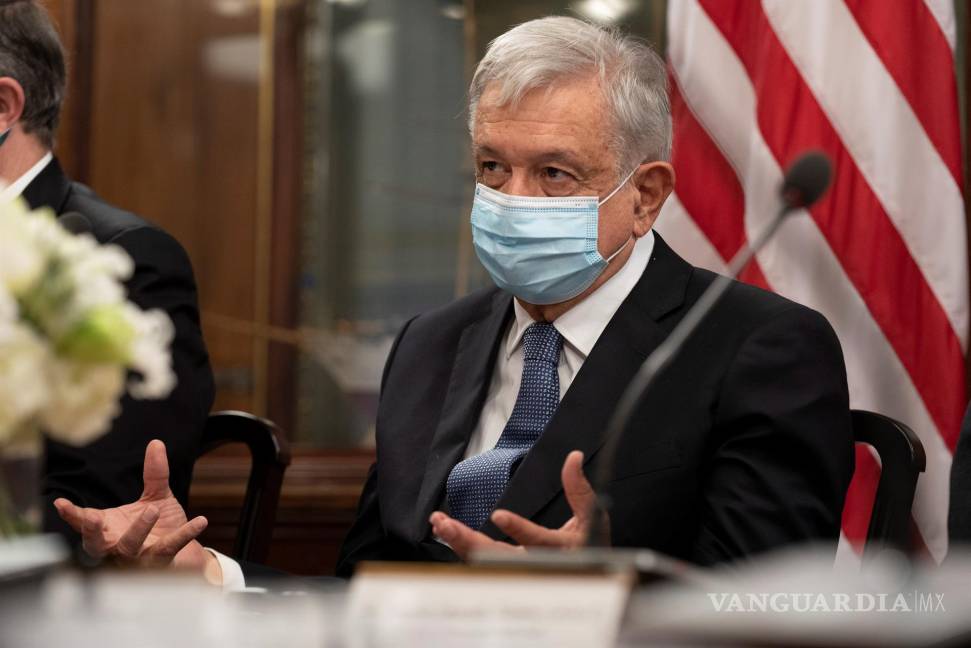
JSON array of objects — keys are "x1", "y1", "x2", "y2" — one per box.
[{"x1": 657, "y1": 0, "x2": 967, "y2": 563}]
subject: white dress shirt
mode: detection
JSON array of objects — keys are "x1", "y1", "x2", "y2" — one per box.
[
  {"x1": 463, "y1": 230, "x2": 654, "y2": 458},
  {"x1": 0, "y1": 152, "x2": 53, "y2": 203},
  {"x1": 210, "y1": 548, "x2": 247, "y2": 591},
  {"x1": 214, "y1": 230, "x2": 655, "y2": 590}
]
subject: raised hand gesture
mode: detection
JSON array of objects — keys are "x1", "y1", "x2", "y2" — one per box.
[
  {"x1": 53, "y1": 440, "x2": 212, "y2": 572},
  {"x1": 430, "y1": 450, "x2": 607, "y2": 559}
]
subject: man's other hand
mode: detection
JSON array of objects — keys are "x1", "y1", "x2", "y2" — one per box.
[
  {"x1": 430, "y1": 450, "x2": 606, "y2": 560},
  {"x1": 53, "y1": 440, "x2": 220, "y2": 581}
]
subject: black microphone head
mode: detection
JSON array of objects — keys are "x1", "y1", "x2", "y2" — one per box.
[
  {"x1": 59, "y1": 211, "x2": 93, "y2": 235},
  {"x1": 781, "y1": 151, "x2": 832, "y2": 209}
]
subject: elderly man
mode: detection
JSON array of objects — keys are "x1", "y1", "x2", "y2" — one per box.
[
  {"x1": 1, "y1": 0, "x2": 213, "y2": 543},
  {"x1": 57, "y1": 16, "x2": 853, "y2": 585},
  {"x1": 335, "y1": 16, "x2": 853, "y2": 574}
]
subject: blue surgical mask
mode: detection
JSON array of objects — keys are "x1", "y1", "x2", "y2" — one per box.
[
  {"x1": 0, "y1": 129, "x2": 9, "y2": 148},
  {"x1": 470, "y1": 168, "x2": 637, "y2": 305}
]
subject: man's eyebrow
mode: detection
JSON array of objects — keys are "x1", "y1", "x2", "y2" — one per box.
[{"x1": 473, "y1": 145, "x2": 587, "y2": 170}]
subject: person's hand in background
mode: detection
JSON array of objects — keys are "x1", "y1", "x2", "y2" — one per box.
[{"x1": 54, "y1": 439, "x2": 222, "y2": 583}]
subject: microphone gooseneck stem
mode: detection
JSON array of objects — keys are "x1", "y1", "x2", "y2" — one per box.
[{"x1": 584, "y1": 202, "x2": 797, "y2": 547}]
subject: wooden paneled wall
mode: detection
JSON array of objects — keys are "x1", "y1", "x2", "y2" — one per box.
[
  {"x1": 88, "y1": 1, "x2": 263, "y2": 415},
  {"x1": 40, "y1": 0, "x2": 369, "y2": 576}
]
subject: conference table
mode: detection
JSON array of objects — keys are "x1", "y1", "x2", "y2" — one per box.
[{"x1": 2, "y1": 538, "x2": 971, "y2": 647}]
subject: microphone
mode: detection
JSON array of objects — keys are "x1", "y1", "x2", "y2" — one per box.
[
  {"x1": 59, "y1": 211, "x2": 93, "y2": 236},
  {"x1": 781, "y1": 151, "x2": 832, "y2": 209},
  {"x1": 584, "y1": 151, "x2": 833, "y2": 546}
]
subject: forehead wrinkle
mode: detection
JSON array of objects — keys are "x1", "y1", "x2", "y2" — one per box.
[
  {"x1": 475, "y1": 112, "x2": 592, "y2": 141},
  {"x1": 473, "y1": 116, "x2": 591, "y2": 156},
  {"x1": 474, "y1": 132, "x2": 586, "y2": 163}
]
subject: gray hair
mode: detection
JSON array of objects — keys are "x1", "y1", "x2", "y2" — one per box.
[
  {"x1": 0, "y1": 1, "x2": 67, "y2": 148},
  {"x1": 468, "y1": 16, "x2": 671, "y2": 176}
]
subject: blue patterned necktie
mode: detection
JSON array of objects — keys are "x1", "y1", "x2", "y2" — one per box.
[{"x1": 446, "y1": 322, "x2": 564, "y2": 530}]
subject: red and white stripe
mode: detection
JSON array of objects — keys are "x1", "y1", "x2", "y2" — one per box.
[{"x1": 658, "y1": 0, "x2": 967, "y2": 562}]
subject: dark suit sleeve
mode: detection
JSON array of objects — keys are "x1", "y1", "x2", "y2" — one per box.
[
  {"x1": 691, "y1": 306, "x2": 854, "y2": 565},
  {"x1": 42, "y1": 226, "x2": 214, "y2": 541}
]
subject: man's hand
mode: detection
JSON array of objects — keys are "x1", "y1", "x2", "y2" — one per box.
[
  {"x1": 429, "y1": 450, "x2": 607, "y2": 560},
  {"x1": 53, "y1": 440, "x2": 219, "y2": 581}
]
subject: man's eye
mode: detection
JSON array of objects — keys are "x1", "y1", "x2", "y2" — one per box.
[
  {"x1": 543, "y1": 167, "x2": 571, "y2": 181},
  {"x1": 482, "y1": 161, "x2": 500, "y2": 173}
]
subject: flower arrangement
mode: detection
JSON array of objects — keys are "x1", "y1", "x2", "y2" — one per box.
[{"x1": 0, "y1": 197, "x2": 176, "y2": 534}]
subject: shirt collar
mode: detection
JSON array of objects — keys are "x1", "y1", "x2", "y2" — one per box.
[
  {"x1": 0, "y1": 152, "x2": 53, "y2": 204},
  {"x1": 505, "y1": 230, "x2": 655, "y2": 359}
]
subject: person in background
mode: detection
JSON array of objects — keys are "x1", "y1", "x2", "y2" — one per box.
[{"x1": 0, "y1": 0, "x2": 214, "y2": 543}]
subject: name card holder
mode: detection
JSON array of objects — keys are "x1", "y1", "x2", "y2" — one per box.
[{"x1": 345, "y1": 560, "x2": 635, "y2": 648}]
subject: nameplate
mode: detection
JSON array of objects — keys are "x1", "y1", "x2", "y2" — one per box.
[{"x1": 344, "y1": 562, "x2": 633, "y2": 647}]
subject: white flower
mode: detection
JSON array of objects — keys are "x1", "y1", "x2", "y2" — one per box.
[
  {"x1": 0, "y1": 323, "x2": 51, "y2": 444},
  {"x1": 125, "y1": 306, "x2": 176, "y2": 399},
  {"x1": 0, "y1": 285, "x2": 17, "y2": 322},
  {"x1": 0, "y1": 199, "x2": 177, "y2": 450},
  {"x1": 39, "y1": 359, "x2": 126, "y2": 447},
  {"x1": 64, "y1": 240, "x2": 133, "y2": 312},
  {"x1": 0, "y1": 199, "x2": 47, "y2": 296},
  {"x1": 69, "y1": 245, "x2": 133, "y2": 312},
  {"x1": 26, "y1": 216, "x2": 133, "y2": 337}
]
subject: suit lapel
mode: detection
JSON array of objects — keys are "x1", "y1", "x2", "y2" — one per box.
[
  {"x1": 481, "y1": 235, "x2": 694, "y2": 538},
  {"x1": 410, "y1": 290, "x2": 513, "y2": 540},
  {"x1": 21, "y1": 157, "x2": 72, "y2": 214}
]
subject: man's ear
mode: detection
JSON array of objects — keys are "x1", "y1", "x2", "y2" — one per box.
[
  {"x1": 632, "y1": 161, "x2": 675, "y2": 236},
  {"x1": 0, "y1": 77, "x2": 26, "y2": 132}
]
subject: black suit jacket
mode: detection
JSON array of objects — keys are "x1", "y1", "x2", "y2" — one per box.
[
  {"x1": 22, "y1": 158, "x2": 215, "y2": 541},
  {"x1": 336, "y1": 235, "x2": 854, "y2": 576}
]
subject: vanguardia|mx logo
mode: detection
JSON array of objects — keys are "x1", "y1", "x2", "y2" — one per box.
[{"x1": 707, "y1": 592, "x2": 946, "y2": 613}]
